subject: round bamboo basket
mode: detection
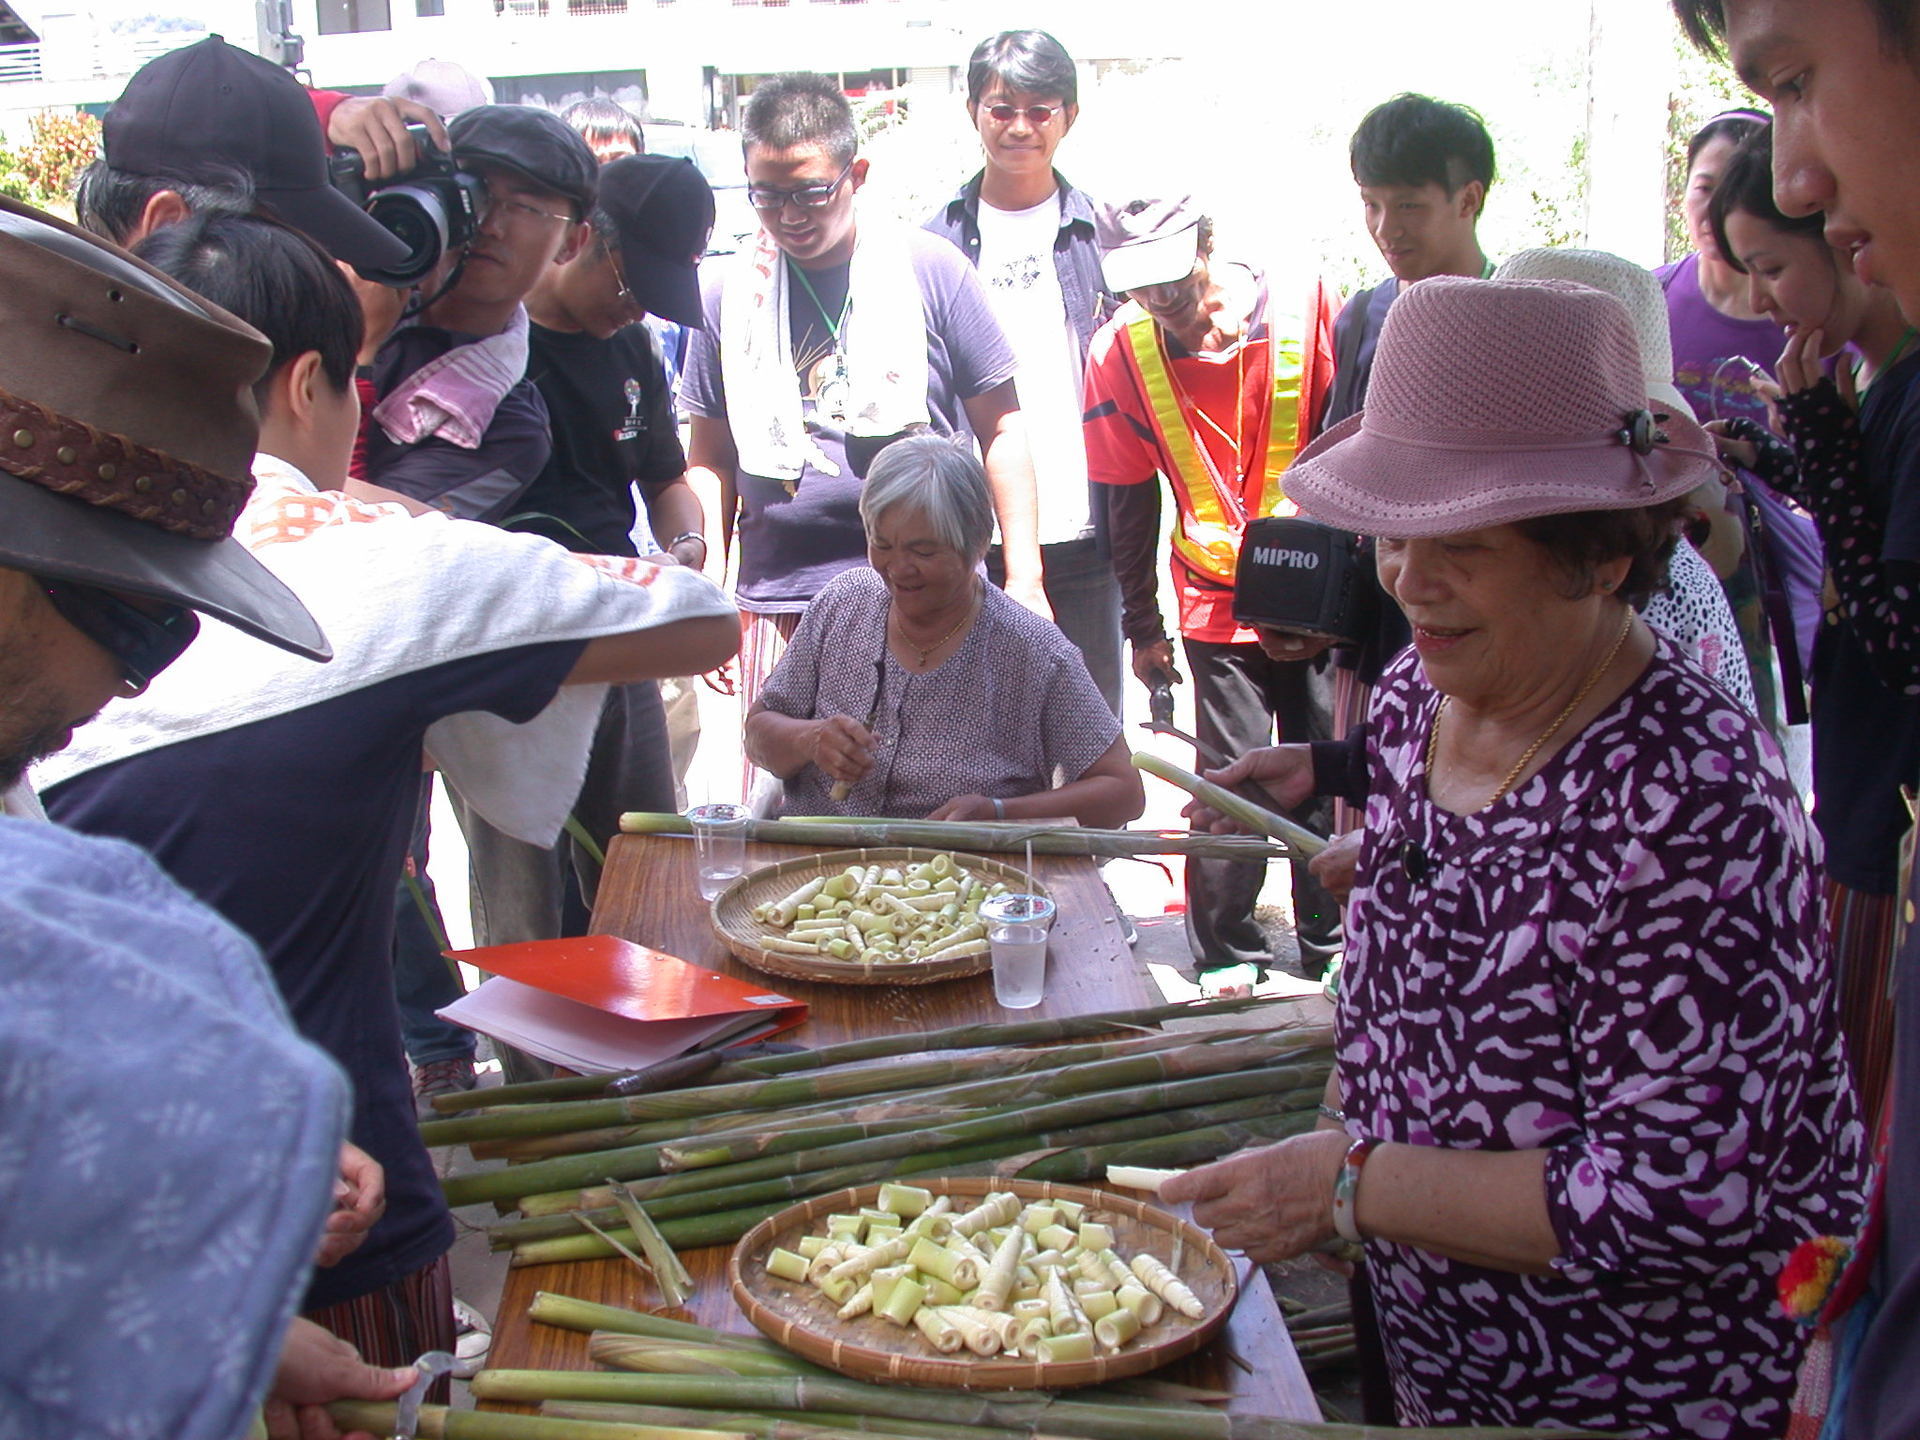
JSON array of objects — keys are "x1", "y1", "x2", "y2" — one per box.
[
  {"x1": 729, "y1": 1176, "x2": 1237, "y2": 1391},
  {"x1": 709, "y1": 847, "x2": 1046, "y2": 987}
]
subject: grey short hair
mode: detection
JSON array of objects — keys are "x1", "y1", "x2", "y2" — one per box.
[
  {"x1": 859, "y1": 435, "x2": 994, "y2": 563},
  {"x1": 72, "y1": 159, "x2": 255, "y2": 246}
]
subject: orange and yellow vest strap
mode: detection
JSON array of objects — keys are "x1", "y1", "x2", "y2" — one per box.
[{"x1": 1117, "y1": 279, "x2": 1333, "y2": 586}]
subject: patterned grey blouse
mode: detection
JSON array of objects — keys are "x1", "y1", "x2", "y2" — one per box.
[{"x1": 758, "y1": 567, "x2": 1120, "y2": 818}]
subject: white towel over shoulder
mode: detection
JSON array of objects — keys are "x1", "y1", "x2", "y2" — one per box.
[
  {"x1": 720, "y1": 214, "x2": 930, "y2": 481},
  {"x1": 36, "y1": 456, "x2": 738, "y2": 844}
]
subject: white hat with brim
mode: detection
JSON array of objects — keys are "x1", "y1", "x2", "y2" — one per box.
[{"x1": 1283, "y1": 276, "x2": 1723, "y2": 538}]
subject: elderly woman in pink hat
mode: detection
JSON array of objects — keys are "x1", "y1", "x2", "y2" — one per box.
[{"x1": 1166, "y1": 277, "x2": 1864, "y2": 1439}]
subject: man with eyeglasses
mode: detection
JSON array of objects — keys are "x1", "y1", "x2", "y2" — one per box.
[
  {"x1": 360, "y1": 105, "x2": 597, "y2": 522},
  {"x1": 0, "y1": 195, "x2": 438, "y2": 1439},
  {"x1": 924, "y1": 30, "x2": 1126, "y2": 719},
  {"x1": 682, "y1": 71, "x2": 1040, "y2": 728}
]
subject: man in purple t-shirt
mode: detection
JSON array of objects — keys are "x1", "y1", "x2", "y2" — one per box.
[{"x1": 682, "y1": 72, "x2": 1040, "y2": 714}]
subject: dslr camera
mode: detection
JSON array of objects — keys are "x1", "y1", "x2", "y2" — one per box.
[{"x1": 328, "y1": 122, "x2": 486, "y2": 287}]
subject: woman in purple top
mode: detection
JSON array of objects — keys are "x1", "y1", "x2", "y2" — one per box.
[
  {"x1": 1659, "y1": 110, "x2": 1825, "y2": 724},
  {"x1": 746, "y1": 435, "x2": 1144, "y2": 827},
  {"x1": 1166, "y1": 278, "x2": 1864, "y2": 1438}
]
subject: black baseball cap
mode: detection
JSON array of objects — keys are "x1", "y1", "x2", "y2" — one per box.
[
  {"x1": 103, "y1": 35, "x2": 409, "y2": 274},
  {"x1": 448, "y1": 105, "x2": 598, "y2": 215},
  {"x1": 597, "y1": 155, "x2": 714, "y2": 329}
]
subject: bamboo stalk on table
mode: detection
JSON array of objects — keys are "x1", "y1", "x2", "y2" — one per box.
[
  {"x1": 445, "y1": 1033, "x2": 1327, "y2": 1208},
  {"x1": 615, "y1": 811, "x2": 1306, "y2": 862},
  {"x1": 504, "y1": 1071, "x2": 1328, "y2": 1264},
  {"x1": 491, "y1": 1088, "x2": 1323, "y2": 1250},
  {"x1": 477, "y1": 1372, "x2": 1602, "y2": 1440},
  {"x1": 543, "y1": 1403, "x2": 1041, "y2": 1440},
  {"x1": 493, "y1": 1046, "x2": 1331, "y2": 1222},
  {"x1": 1130, "y1": 755, "x2": 1327, "y2": 859},
  {"x1": 528, "y1": 1294, "x2": 794, "y2": 1351},
  {"x1": 427, "y1": 1026, "x2": 1303, "y2": 1151},
  {"x1": 428, "y1": 996, "x2": 1295, "y2": 1113},
  {"x1": 324, "y1": 1400, "x2": 745, "y2": 1440},
  {"x1": 590, "y1": 1335, "x2": 828, "y2": 1378}
]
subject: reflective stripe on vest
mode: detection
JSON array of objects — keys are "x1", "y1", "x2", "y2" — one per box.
[{"x1": 1120, "y1": 304, "x2": 1307, "y2": 585}]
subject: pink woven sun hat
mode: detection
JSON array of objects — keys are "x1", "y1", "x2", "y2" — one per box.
[{"x1": 1284, "y1": 275, "x2": 1721, "y2": 537}]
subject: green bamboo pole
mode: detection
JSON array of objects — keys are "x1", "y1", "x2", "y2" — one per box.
[
  {"x1": 529, "y1": 1294, "x2": 794, "y2": 1351},
  {"x1": 428, "y1": 996, "x2": 1295, "y2": 1113},
  {"x1": 590, "y1": 1335, "x2": 827, "y2": 1377},
  {"x1": 473, "y1": 1372, "x2": 1600, "y2": 1440},
  {"x1": 497, "y1": 1047, "x2": 1329, "y2": 1220},
  {"x1": 444, "y1": 1033, "x2": 1326, "y2": 1207},
  {"x1": 505, "y1": 1066, "x2": 1329, "y2": 1265},
  {"x1": 616, "y1": 811, "x2": 1301, "y2": 862},
  {"x1": 325, "y1": 1400, "x2": 747, "y2": 1440},
  {"x1": 1131, "y1": 754, "x2": 1327, "y2": 859},
  {"x1": 543, "y1": 1403, "x2": 1036, "y2": 1440},
  {"x1": 427, "y1": 1025, "x2": 1302, "y2": 1149},
  {"x1": 497, "y1": 1097, "x2": 1305, "y2": 1247},
  {"x1": 492, "y1": 1086, "x2": 1323, "y2": 1249}
]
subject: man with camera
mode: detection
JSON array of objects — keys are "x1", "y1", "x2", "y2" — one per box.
[
  {"x1": 359, "y1": 105, "x2": 596, "y2": 518},
  {"x1": 76, "y1": 34, "x2": 440, "y2": 274},
  {"x1": 1083, "y1": 197, "x2": 1341, "y2": 992}
]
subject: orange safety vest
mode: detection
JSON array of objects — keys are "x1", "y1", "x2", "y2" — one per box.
[{"x1": 1115, "y1": 281, "x2": 1331, "y2": 587}]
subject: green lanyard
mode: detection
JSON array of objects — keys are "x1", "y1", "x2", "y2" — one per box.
[
  {"x1": 1858, "y1": 324, "x2": 1919, "y2": 394},
  {"x1": 789, "y1": 259, "x2": 850, "y2": 343}
]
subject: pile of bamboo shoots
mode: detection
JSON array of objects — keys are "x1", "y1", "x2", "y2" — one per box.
[
  {"x1": 420, "y1": 1000, "x2": 1334, "y2": 1268},
  {"x1": 328, "y1": 1295, "x2": 1604, "y2": 1440}
]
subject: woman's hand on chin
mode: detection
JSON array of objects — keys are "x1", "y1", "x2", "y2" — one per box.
[
  {"x1": 1160, "y1": 1129, "x2": 1350, "y2": 1264},
  {"x1": 928, "y1": 793, "x2": 999, "y2": 822},
  {"x1": 810, "y1": 715, "x2": 876, "y2": 785}
]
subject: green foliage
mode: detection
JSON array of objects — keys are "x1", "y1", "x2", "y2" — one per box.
[
  {"x1": 0, "y1": 110, "x2": 101, "y2": 211},
  {"x1": 1663, "y1": 32, "x2": 1752, "y2": 262}
]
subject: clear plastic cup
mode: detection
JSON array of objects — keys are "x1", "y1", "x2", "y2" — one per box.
[
  {"x1": 688, "y1": 802, "x2": 752, "y2": 900},
  {"x1": 979, "y1": 892, "x2": 1056, "y2": 1009}
]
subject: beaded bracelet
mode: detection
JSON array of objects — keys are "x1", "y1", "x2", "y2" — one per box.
[{"x1": 1331, "y1": 1135, "x2": 1382, "y2": 1245}]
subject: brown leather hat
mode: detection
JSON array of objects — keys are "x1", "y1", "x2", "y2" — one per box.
[{"x1": 0, "y1": 195, "x2": 329, "y2": 660}]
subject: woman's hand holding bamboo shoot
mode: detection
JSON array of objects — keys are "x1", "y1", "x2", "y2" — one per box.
[
  {"x1": 811, "y1": 715, "x2": 876, "y2": 786},
  {"x1": 1182, "y1": 746, "x2": 1314, "y2": 833},
  {"x1": 1308, "y1": 830, "x2": 1362, "y2": 908},
  {"x1": 265, "y1": 1319, "x2": 417, "y2": 1440},
  {"x1": 1160, "y1": 1130, "x2": 1348, "y2": 1264}
]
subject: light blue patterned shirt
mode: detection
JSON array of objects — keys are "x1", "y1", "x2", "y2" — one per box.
[{"x1": 0, "y1": 818, "x2": 348, "y2": 1440}]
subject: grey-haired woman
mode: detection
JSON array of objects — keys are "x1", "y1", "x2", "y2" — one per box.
[{"x1": 744, "y1": 435, "x2": 1144, "y2": 827}]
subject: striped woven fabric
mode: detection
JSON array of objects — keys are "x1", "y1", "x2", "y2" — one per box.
[
  {"x1": 303, "y1": 1254, "x2": 455, "y2": 1402},
  {"x1": 1824, "y1": 878, "x2": 1898, "y2": 1135}
]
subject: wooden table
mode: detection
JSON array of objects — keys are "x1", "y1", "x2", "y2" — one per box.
[{"x1": 481, "y1": 834, "x2": 1317, "y2": 1420}]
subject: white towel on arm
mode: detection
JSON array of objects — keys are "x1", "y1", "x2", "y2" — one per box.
[
  {"x1": 35, "y1": 456, "x2": 738, "y2": 844},
  {"x1": 720, "y1": 214, "x2": 931, "y2": 482}
]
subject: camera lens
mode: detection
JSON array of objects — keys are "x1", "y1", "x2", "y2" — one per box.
[{"x1": 361, "y1": 186, "x2": 452, "y2": 287}]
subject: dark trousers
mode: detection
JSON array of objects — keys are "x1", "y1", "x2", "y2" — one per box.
[{"x1": 1181, "y1": 637, "x2": 1341, "y2": 976}]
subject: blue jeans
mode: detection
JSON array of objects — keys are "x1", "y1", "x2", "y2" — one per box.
[
  {"x1": 989, "y1": 535, "x2": 1125, "y2": 718},
  {"x1": 393, "y1": 775, "x2": 474, "y2": 1066}
]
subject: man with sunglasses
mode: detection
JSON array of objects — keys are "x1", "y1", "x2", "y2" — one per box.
[
  {"x1": 924, "y1": 30, "x2": 1126, "y2": 718},
  {"x1": 682, "y1": 72, "x2": 1039, "y2": 726},
  {"x1": 0, "y1": 195, "x2": 437, "y2": 1439}
]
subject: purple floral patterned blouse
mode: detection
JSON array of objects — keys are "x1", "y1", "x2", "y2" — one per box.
[{"x1": 1338, "y1": 639, "x2": 1865, "y2": 1438}]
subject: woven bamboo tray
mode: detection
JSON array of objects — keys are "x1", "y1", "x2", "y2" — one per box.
[
  {"x1": 709, "y1": 847, "x2": 1047, "y2": 987},
  {"x1": 728, "y1": 1176, "x2": 1237, "y2": 1391}
]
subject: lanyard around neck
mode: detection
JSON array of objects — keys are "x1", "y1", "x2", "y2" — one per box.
[{"x1": 788, "y1": 259, "x2": 850, "y2": 344}]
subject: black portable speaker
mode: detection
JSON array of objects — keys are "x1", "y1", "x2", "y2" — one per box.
[{"x1": 1232, "y1": 515, "x2": 1375, "y2": 646}]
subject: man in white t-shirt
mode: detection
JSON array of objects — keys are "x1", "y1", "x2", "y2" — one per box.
[{"x1": 925, "y1": 29, "x2": 1124, "y2": 715}]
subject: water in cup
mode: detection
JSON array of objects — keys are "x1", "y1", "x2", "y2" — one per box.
[
  {"x1": 688, "y1": 802, "x2": 751, "y2": 899},
  {"x1": 991, "y1": 924, "x2": 1049, "y2": 1008}
]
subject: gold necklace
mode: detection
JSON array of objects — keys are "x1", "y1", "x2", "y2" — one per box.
[
  {"x1": 1425, "y1": 607, "x2": 1636, "y2": 809},
  {"x1": 891, "y1": 583, "x2": 979, "y2": 667}
]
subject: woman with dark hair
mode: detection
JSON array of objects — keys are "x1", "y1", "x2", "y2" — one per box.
[
  {"x1": 1710, "y1": 125, "x2": 1920, "y2": 1125},
  {"x1": 1655, "y1": 109, "x2": 1824, "y2": 739},
  {"x1": 1169, "y1": 277, "x2": 1863, "y2": 1438}
]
